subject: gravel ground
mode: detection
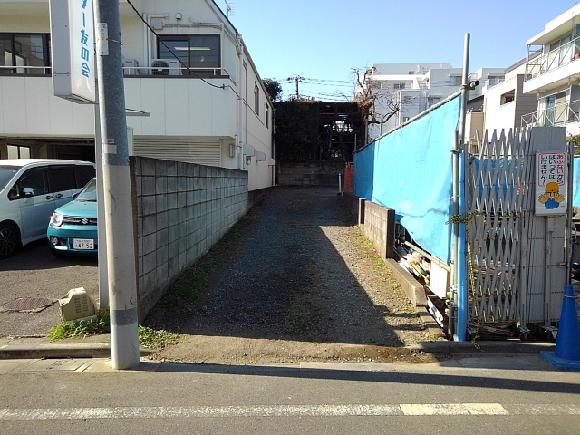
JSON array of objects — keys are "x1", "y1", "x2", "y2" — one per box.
[
  {"x1": 148, "y1": 187, "x2": 435, "y2": 364},
  {"x1": 0, "y1": 241, "x2": 98, "y2": 337}
]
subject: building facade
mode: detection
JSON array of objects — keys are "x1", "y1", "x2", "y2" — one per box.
[
  {"x1": 0, "y1": 0, "x2": 274, "y2": 190},
  {"x1": 521, "y1": 4, "x2": 580, "y2": 137},
  {"x1": 362, "y1": 63, "x2": 504, "y2": 141}
]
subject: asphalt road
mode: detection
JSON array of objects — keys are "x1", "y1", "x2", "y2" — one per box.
[
  {"x1": 0, "y1": 240, "x2": 98, "y2": 337},
  {"x1": 1, "y1": 355, "x2": 579, "y2": 434}
]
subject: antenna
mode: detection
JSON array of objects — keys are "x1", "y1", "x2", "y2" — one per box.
[{"x1": 225, "y1": 0, "x2": 233, "y2": 17}]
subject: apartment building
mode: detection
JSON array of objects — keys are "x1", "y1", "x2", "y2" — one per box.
[
  {"x1": 362, "y1": 63, "x2": 504, "y2": 141},
  {"x1": 0, "y1": 0, "x2": 274, "y2": 190},
  {"x1": 521, "y1": 4, "x2": 580, "y2": 137}
]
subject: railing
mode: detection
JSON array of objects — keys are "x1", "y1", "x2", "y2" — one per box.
[
  {"x1": 122, "y1": 65, "x2": 229, "y2": 78},
  {"x1": 521, "y1": 98, "x2": 580, "y2": 128},
  {"x1": 525, "y1": 36, "x2": 580, "y2": 81},
  {"x1": 0, "y1": 64, "x2": 229, "y2": 78},
  {"x1": 0, "y1": 65, "x2": 51, "y2": 75}
]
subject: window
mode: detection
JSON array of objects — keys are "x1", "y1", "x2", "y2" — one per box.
[
  {"x1": 7, "y1": 145, "x2": 31, "y2": 159},
  {"x1": 265, "y1": 104, "x2": 269, "y2": 129},
  {"x1": 0, "y1": 33, "x2": 51, "y2": 75},
  {"x1": 75, "y1": 166, "x2": 95, "y2": 188},
  {"x1": 500, "y1": 90, "x2": 515, "y2": 105},
  {"x1": 48, "y1": 166, "x2": 76, "y2": 193},
  {"x1": 254, "y1": 84, "x2": 259, "y2": 115},
  {"x1": 393, "y1": 82, "x2": 406, "y2": 90},
  {"x1": 158, "y1": 34, "x2": 220, "y2": 74},
  {"x1": 9, "y1": 167, "x2": 47, "y2": 200}
]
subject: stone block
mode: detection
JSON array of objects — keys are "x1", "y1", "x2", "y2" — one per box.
[
  {"x1": 167, "y1": 177, "x2": 178, "y2": 193},
  {"x1": 167, "y1": 161, "x2": 177, "y2": 176},
  {"x1": 167, "y1": 193, "x2": 178, "y2": 210},
  {"x1": 156, "y1": 194, "x2": 168, "y2": 213},
  {"x1": 156, "y1": 227, "x2": 169, "y2": 248},
  {"x1": 156, "y1": 244, "x2": 168, "y2": 267},
  {"x1": 168, "y1": 209, "x2": 179, "y2": 226},
  {"x1": 141, "y1": 176, "x2": 156, "y2": 197}
]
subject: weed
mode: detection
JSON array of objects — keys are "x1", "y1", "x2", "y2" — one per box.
[
  {"x1": 138, "y1": 326, "x2": 179, "y2": 351},
  {"x1": 48, "y1": 310, "x2": 110, "y2": 341}
]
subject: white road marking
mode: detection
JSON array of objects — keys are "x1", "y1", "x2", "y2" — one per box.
[{"x1": 0, "y1": 404, "x2": 579, "y2": 421}]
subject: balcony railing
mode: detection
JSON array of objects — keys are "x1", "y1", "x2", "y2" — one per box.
[
  {"x1": 0, "y1": 65, "x2": 51, "y2": 76},
  {"x1": 525, "y1": 36, "x2": 580, "y2": 81},
  {"x1": 521, "y1": 98, "x2": 580, "y2": 128},
  {"x1": 0, "y1": 64, "x2": 229, "y2": 78}
]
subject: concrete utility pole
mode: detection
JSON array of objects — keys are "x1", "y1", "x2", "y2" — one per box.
[
  {"x1": 287, "y1": 75, "x2": 304, "y2": 100},
  {"x1": 94, "y1": 0, "x2": 140, "y2": 369},
  {"x1": 453, "y1": 33, "x2": 470, "y2": 342}
]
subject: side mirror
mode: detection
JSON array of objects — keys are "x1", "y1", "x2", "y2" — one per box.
[{"x1": 73, "y1": 191, "x2": 80, "y2": 199}]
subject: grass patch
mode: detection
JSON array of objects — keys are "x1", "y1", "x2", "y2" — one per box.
[
  {"x1": 138, "y1": 326, "x2": 179, "y2": 351},
  {"x1": 48, "y1": 310, "x2": 110, "y2": 341},
  {"x1": 48, "y1": 310, "x2": 179, "y2": 351}
]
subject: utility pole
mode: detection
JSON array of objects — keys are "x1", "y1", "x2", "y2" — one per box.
[
  {"x1": 287, "y1": 75, "x2": 304, "y2": 100},
  {"x1": 94, "y1": 0, "x2": 140, "y2": 369},
  {"x1": 452, "y1": 33, "x2": 470, "y2": 342}
]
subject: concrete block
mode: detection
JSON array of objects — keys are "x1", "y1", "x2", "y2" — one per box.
[
  {"x1": 168, "y1": 224, "x2": 179, "y2": 243},
  {"x1": 156, "y1": 194, "x2": 168, "y2": 213},
  {"x1": 177, "y1": 162, "x2": 188, "y2": 177},
  {"x1": 143, "y1": 251, "x2": 156, "y2": 275},
  {"x1": 142, "y1": 215, "x2": 156, "y2": 236},
  {"x1": 141, "y1": 158, "x2": 156, "y2": 176},
  {"x1": 193, "y1": 165, "x2": 199, "y2": 177},
  {"x1": 156, "y1": 227, "x2": 169, "y2": 248},
  {"x1": 155, "y1": 177, "x2": 167, "y2": 195},
  {"x1": 156, "y1": 244, "x2": 168, "y2": 268},
  {"x1": 167, "y1": 193, "x2": 178, "y2": 210},
  {"x1": 167, "y1": 177, "x2": 178, "y2": 193},
  {"x1": 168, "y1": 240, "x2": 179, "y2": 260},
  {"x1": 141, "y1": 176, "x2": 156, "y2": 197},
  {"x1": 178, "y1": 192, "x2": 187, "y2": 208},
  {"x1": 157, "y1": 262, "x2": 169, "y2": 288},
  {"x1": 141, "y1": 195, "x2": 156, "y2": 217},
  {"x1": 167, "y1": 161, "x2": 177, "y2": 176},
  {"x1": 156, "y1": 211, "x2": 168, "y2": 230},
  {"x1": 155, "y1": 159, "x2": 166, "y2": 177},
  {"x1": 187, "y1": 191, "x2": 194, "y2": 206},
  {"x1": 385, "y1": 259, "x2": 427, "y2": 306},
  {"x1": 168, "y1": 209, "x2": 179, "y2": 226},
  {"x1": 178, "y1": 176, "x2": 188, "y2": 191},
  {"x1": 142, "y1": 233, "x2": 157, "y2": 255},
  {"x1": 199, "y1": 165, "x2": 207, "y2": 178}
]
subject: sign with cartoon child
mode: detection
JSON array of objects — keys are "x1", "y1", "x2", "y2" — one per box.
[{"x1": 535, "y1": 152, "x2": 568, "y2": 215}]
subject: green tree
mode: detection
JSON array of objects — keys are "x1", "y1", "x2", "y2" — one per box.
[{"x1": 263, "y1": 78, "x2": 283, "y2": 102}]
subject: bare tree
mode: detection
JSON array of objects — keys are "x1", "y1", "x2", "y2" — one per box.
[{"x1": 353, "y1": 67, "x2": 400, "y2": 128}]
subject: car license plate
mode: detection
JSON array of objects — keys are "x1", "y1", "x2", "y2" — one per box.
[{"x1": 73, "y1": 238, "x2": 94, "y2": 250}]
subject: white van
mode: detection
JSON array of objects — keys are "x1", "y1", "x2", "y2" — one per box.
[{"x1": 0, "y1": 160, "x2": 95, "y2": 258}]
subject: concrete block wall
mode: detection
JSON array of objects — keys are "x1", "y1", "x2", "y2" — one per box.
[
  {"x1": 277, "y1": 161, "x2": 344, "y2": 186},
  {"x1": 132, "y1": 156, "x2": 248, "y2": 319},
  {"x1": 361, "y1": 200, "x2": 395, "y2": 260}
]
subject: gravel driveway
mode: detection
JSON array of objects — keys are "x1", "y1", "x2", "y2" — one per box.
[
  {"x1": 148, "y1": 187, "x2": 433, "y2": 363},
  {"x1": 0, "y1": 241, "x2": 98, "y2": 337}
]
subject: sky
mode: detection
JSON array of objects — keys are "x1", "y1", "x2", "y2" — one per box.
[{"x1": 215, "y1": 0, "x2": 578, "y2": 101}]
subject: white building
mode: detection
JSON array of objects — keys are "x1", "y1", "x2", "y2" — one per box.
[
  {"x1": 362, "y1": 63, "x2": 504, "y2": 141},
  {"x1": 521, "y1": 4, "x2": 580, "y2": 136},
  {"x1": 0, "y1": 0, "x2": 274, "y2": 191},
  {"x1": 483, "y1": 59, "x2": 538, "y2": 134}
]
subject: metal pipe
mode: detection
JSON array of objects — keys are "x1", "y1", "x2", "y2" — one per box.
[
  {"x1": 454, "y1": 33, "x2": 470, "y2": 342},
  {"x1": 94, "y1": 0, "x2": 140, "y2": 369}
]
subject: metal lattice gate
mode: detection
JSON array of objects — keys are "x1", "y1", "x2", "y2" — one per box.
[{"x1": 467, "y1": 127, "x2": 568, "y2": 328}]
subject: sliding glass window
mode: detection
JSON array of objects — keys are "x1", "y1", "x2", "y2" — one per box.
[
  {"x1": 0, "y1": 33, "x2": 51, "y2": 75},
  {"x1": 158, "y1": 34, "x2": 220, "y2": 75}
]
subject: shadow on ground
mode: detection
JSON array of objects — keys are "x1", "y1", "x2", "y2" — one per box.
[{"x1": 146, "y1": 187, "x2": 426, "y2": 350}]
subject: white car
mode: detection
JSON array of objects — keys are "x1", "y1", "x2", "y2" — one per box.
[{"x1": 0, "y1": 159, "x2": 95, "y2": 258}]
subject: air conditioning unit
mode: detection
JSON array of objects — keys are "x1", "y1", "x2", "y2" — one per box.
[
  {"x1": 150, "y1": 59, "x2": 181, "y2": 76},
  {"x1": 122, "y1": 59, "x2": 140, "y2": 76}
]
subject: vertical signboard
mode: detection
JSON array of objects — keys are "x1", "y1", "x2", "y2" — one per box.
[
  {"x1": 49, "y1": 0, "x2": 96, "y2": 103},
  {"x1": 536, "y1": 151, "x2": 568, "y2": 215}
]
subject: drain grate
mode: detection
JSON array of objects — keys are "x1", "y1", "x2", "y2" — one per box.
[{"x1": 0, "y1": 297, "x2": 57, "y2": 313}]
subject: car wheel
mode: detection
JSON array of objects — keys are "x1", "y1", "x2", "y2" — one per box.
[{"x1": 0, "y1": 222, "x2": 21, "y2": 259}]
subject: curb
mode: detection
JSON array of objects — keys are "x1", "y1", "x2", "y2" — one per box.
[
  {"x1": 407, "y1": 341, "x2": 556, "y2": 355},
  {"x1": 0, "y1": 343, "x2": 152, "y2": 360},
  {"x1": 383, "y1": 259, "x2": 428, "y2": 306}
]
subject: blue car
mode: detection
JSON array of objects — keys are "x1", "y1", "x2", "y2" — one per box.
[{"x1": 47, "y1": 178, "x2": 98, "y2": 255}]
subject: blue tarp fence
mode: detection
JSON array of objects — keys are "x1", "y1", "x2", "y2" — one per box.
[
  {"x1": 353, "y1": 96, "x2": 461, "y2": 264},
  {"x1": 574, "y1": 157, "x2": 580, "y2": 208}
]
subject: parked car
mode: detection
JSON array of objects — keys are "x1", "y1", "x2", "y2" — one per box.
[
  {"x1": 47, "y1": 178, "x2": 98, "y2": 256},
  {"x1": 0, "y1": 160, "x2": 95, "y2": 258}
]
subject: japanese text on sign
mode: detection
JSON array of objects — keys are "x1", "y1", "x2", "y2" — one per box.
[{"x1": 535, "y1": 152, "x2": 568, "y2": 216}]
